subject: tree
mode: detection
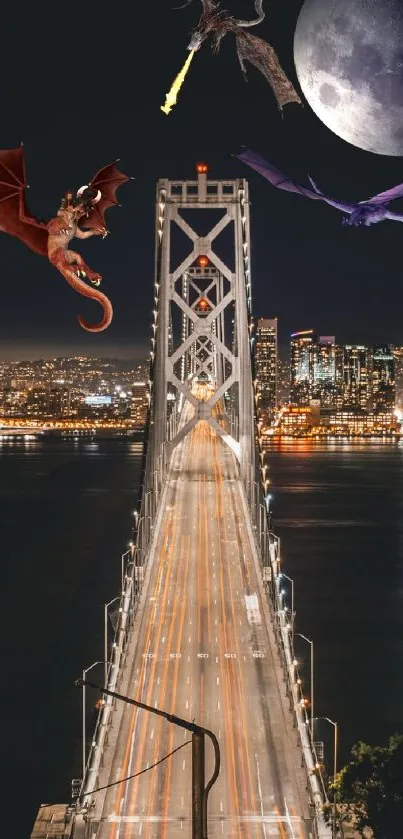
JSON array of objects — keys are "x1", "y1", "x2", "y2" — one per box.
[{"x1": 330, "y1": 734, "x2": 403, "y2": 838}]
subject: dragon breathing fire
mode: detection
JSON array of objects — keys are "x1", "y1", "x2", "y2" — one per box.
[
  {"x1": 168, "y1": 0, "x2": 301, "y2": 112},
  {"x1": 161, "y1": 49, "x2": 195, "y2": 115},
  {"x1": 0, "y1": 147, "x2": 129, "y2": 332}
]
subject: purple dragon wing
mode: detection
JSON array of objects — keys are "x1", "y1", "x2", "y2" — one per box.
[
  {"x1": 359, "y1": 182, "x2": 403, "y2": 206},
  {"x1": 237, "y1": 150, "x2": 354, "y2": 212}
]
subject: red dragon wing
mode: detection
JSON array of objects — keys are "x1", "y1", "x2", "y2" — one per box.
[
  {"x1": 80, "y1": 161, "x2": 130, "y2": 231},
  {"x1": 0, "y1": 146, "x2": 48, "y2": 257}
]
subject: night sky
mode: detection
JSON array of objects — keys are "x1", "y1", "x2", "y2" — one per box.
[{"x1": 1, "y1": 0, "x2": 402, "y2": 360}]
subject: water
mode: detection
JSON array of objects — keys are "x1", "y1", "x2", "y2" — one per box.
[
  {"x1": 1, "y1": 435, "x2": 143, "y2": 835},
  {"x1": 266, "y1": 439, "x2": 403, "y2": 767},
  {"x1": 2, "y1": 436, "x2": 402, "y2": 834}
]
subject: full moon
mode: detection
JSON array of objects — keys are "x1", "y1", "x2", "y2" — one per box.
[{"x1": 294, "y1": 0, "x2": 403, "y2": 156}]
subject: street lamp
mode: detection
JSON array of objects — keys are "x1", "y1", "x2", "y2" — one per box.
[
  {"x1": 264, "y1": 493, "x2": 272, "y2": 515},
  {"x1": 279, "y1": 572, "x2": 294, "y2": 651},
  {"x1": 313, "y1": 717, "x2": 338, "y2": 780},
  {"x1": 295, "y1": 633, "x2": 314, "y2": 734},
  {"x1": 313, "y1": 717, "x2": 338, "y2": 838},
  {"x1": 104, "y1": 597, "x2": 121, "y2": 687},
  {"x1": 82, "y1": 661, "x2": 108, "y2": 781},
  {"x1": 121, "y1": 548, "x2": 132, "y2": 594},
  {"x1": 76, "y1": 678, "x2": 220, "y2": 839}
]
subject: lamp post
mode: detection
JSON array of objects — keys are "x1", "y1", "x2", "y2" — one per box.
[
  {"x1": 312, "y1": 716, "x2": 338, "y2": 778},
  {"x1": 104, "y1": 597, "x2": 121, "y2": 687},
  {"x1": 295, "y1": 633, "x2": 314, "y2": 734},
  {"x1": 279, "y1": 572, "x2": 294, "y2": 652},
  {"x1": 121, "y1": 547, "x2": 133, "y2": 595},
  {"x1": 82, "y1": 661, "x2": 106, "y2": 781},
  {"x1": 313, "y1": 716, "x2": 338, "y2": 838},
  {"x1": 75, "y1": 678, "x2": 220, "y2": 839}
]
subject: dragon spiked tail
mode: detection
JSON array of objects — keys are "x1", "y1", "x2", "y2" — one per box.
[{"x1": 58, "y1": 264, "x2": 113, "y2": 332}]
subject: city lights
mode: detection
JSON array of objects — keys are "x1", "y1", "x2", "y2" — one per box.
[
  {"x1": 0, "y1": 356, "x2": 150, "y2": 432},
  {"x1": 254, "y1": 324, "x2": 402, "y2": 440}
]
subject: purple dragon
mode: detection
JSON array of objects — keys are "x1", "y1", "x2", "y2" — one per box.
[
  {"x1": 176, "y1": 0, "x2": 301, "y2": 110},
  {"x1": 237, "y1": 149, "x2": 403, "y2": 227}
]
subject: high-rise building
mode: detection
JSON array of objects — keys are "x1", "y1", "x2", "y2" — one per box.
[
  {"x1": 255, "y1": 318, "x2": 278, "y2": 415},
  {"x1": 131, "y1": 382, "x2": 148, "y2": 426},
  {"x1": 290, "y1": 330, "x2": 316, "y2": 406},
  {"x1": 392, "y1": 346, "x2": 403, "y2": 410},
  {"x1": 26, "y1": 387, "x2": 70, "y2": 417},
  {"x1": 312, "y1": 336, "x2": 336, "y2": 408},
  {"x1": 341, "y1": 345, "x2": 370, "y2": 412},
  {"x1": 372, "y1": 345, "x2": 395, "y2": 414}
]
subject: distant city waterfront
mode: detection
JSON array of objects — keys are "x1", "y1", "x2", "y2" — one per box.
[
  {"x1": 1, "y1": 348, "x2": 402, "y2": 439},
  {"x1": 255, "y1": 324, "x2": 403, "y2": 437},
  {"x1": 3, "y1": 434, "x2": 402, "y2": 835}
]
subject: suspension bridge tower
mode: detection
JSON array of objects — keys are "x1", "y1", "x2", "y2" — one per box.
[{"x1": 150, "y1": 162, "x2": 258, "y2": 497}]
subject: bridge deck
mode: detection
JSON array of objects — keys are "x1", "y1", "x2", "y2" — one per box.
[{"x1": 97, "y1": 421, "x2": 311, "y2": 838}]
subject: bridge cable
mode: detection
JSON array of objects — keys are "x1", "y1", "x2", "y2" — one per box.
[
  {"x1": 83, "y1": 739, "x2": 192, "y2": 798},
  {"x1": 38, "y1": 740, "x2": 192, "y2": 811}
]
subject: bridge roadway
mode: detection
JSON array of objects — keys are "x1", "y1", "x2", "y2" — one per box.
[{"x1": 96, "y1": 420, "x2": 311, "y2": 838}]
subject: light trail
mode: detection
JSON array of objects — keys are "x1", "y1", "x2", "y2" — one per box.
[{"x1": 98, "y1": 418, "x2": 310, "y2": 838}]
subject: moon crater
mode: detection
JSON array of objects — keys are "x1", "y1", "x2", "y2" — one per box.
[{"x1": 294, "y1": 0, "x2": 403, "y2": 155}]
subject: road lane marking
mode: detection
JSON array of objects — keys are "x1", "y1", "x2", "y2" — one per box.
[{"x1": 255, "y1": 754, "x2": 267, "y2": 839}]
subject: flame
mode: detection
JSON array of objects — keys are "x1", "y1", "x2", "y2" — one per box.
[{"x1": 160, "y1": 50, "x2": 195, "y2": 115}]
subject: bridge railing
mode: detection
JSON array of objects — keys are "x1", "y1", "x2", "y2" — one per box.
[
  {"x1": 75, "y1": 425, "x2": 170, "y2": 823},
  {"x1": 245, "y1": 474, "x2": 344, "y2": 838}
]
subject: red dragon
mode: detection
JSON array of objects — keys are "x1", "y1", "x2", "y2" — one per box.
[{"x1": 0, "y1": 146, "x2": 130, "y2": 332}]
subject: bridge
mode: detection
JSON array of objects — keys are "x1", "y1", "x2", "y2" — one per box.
[{"x1": 31, "y1": 167, "x2": 333, "y2": 839}]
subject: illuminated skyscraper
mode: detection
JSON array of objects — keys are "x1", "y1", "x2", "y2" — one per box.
[
  {"x1": 392, "y1": 346, "x2": 403, "y2": 409},
  {"x1": 372, "y1": 345, "x2": 395, "y2": 414},
  {"x1": 290, "y1": 330, "x2": 316, "y2": 406},
  {"x1": 341, "y1": 345, "x2": 370, "y2": 411},
  {"x1": 255, "y1": 318, "x2": 278, "y2": 415},
  {"x1": 312, "y1": 336, "x2": 336, "y2": 408}
]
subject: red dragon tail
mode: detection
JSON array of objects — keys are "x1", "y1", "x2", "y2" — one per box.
[{"x1": 57, "y1": 262, "x2": 113, "y2": 333}]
